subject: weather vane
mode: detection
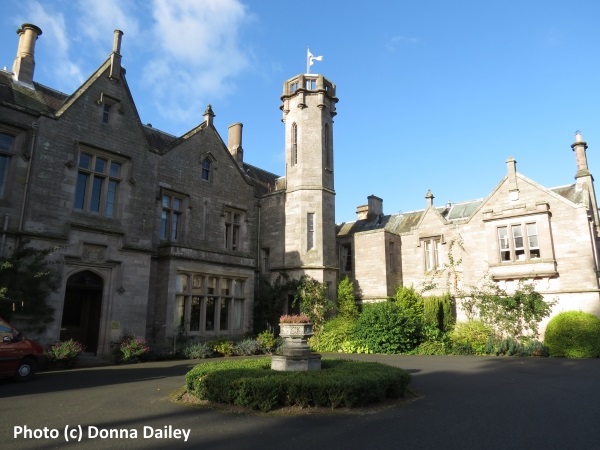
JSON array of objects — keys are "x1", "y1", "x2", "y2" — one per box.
[{"x1": 306, "y1": 47, "x2": 323, "y2": 74}]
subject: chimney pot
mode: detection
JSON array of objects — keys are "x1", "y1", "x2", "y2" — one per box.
[
  {"x1": 12, "y1": 23, "x2": 42, "y2": 85},
  {"x1": 228, "y1": 123, "x2": 244, "y2": 166}
]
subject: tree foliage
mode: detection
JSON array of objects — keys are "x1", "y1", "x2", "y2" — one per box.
[
  {"x1": 293, "y1": 275, "x2": 335, "y2": 332},
  {"x1": 336, "y1": 276, "x2": 358, "y2": 320},
  {"x1": 0, "y1": 240, "x2": 59, "y2": 330},
  {"x1": 464, "y1": 278, "x2": 555, "y2": 339}
]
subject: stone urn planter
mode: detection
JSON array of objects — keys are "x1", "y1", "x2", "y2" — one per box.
[{"x1": 271, "y1": 315, "x2": 321, "y2": 371}]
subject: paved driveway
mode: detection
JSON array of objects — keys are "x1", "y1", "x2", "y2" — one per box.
[{"x1": 1, "y1": 354, "x2": 599, "y2": 449}]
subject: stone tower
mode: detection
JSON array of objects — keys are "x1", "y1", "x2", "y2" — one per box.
[{"x1": 279, "y1": 73, "x2": 338, "y2": 292}]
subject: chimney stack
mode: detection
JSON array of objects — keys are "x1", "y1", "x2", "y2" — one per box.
[
  {"x1": 505, "y1": 156, "x2": 519, "y2": 200},
  {"x1": 228, "y1": 123, "x2": 244, "y2": 165},
  {"x1": 109, "y1": 29, "x2": 123, "y2": 80},
  {"x1": 571, "y1": 131, "x2": 590, "y2": 177},
  {"x1": 357, "y1": 195, "x2": 383, "y2": 221},
  {"x1": 12, "y1": 23, "x2": 42, "y2": 86}
]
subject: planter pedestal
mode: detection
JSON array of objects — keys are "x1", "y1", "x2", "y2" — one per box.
[{"x1": 271, "y1": 323, "x2": 321, "y2": 371}]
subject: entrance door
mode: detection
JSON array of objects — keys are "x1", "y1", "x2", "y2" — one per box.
[{"x1": 60, "y1": 271, "x2": 103, "y2": 354}]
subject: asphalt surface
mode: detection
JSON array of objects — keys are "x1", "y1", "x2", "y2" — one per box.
[{"x1": 1, "y1": 354, "x2": 600, "y2": 450}]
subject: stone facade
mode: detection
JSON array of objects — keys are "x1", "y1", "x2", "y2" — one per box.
[
  {"x1": 338, "y1": 145, "x2": 600, "y2": 333},
  {"x1": 3, "y1": 22, "x2": 597, "y2": 357},
  {"x1": 0, "y1": 24, "x2": 339, "y2": 358}
]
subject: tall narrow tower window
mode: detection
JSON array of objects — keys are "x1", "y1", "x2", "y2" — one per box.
[
  {"x1": 307, "y1": 213, "x2": 315, "y2": 250},
  {"x1": 291, "y1": 123, "x2": 298, "y2": 166},
  {"x1": 324, "y1": 124, "x2": 331, "y2": 169}
]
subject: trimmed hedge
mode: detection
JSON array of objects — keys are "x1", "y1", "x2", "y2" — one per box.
[
  {"x1": 185, "y1": 357, "x2": 411, "y2": 412},
  {"x1": 544, "y1": 311, "x2": 600, "y2": 358}
]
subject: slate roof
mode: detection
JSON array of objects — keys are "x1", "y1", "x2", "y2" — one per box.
[
  {"x1": 337, "y1": 210, "x2": 424, "y2": 237},
  {"x1": 550, "y1": 183, "x2": 583, "y2": 204},
  {"x1": 0, "y1": 70, "x2": 67, "y2": 115},
  {"x1": 444, "y1": 199, "x2": 484, "y2": 221},
  {"x1": 243, "y1": 163, "x2": 280, "y2": 195}
]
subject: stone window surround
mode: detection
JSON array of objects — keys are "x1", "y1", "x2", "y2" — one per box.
[
  {"x1": 483, "y1": 204, "x2": 558, "y2": 280},
  {"x1": 418, "y1": 235, "x2": 444, "y2": 272},
  {"x1": 175, "y1": 272, "x2": 246, "y2": 337},
  {"x1": 160, "y1": 188, "x2": 188, "y2": 243},
  {"x1": 73, "y1": 145, "x2": 129, "y2": 217},
  {"x1": 222, "y1": 205, "x2": 246, "y2": 252}
]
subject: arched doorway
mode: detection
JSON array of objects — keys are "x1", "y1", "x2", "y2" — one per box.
[{"x1": 60, "y1": 271, "x2": 103, "y2": 354}]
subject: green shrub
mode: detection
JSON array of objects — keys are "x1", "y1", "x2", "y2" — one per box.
[
  {"x1": 352, "y1": 301, "x2": 420, "y2": 354},
  {"x1": 340, "y1": 340, "x2": 372, "y2": 354},
  {"x1": 144, "y1": 342, "x2": 179, "y2": 361},
  {"x1": 256, "y1": 330, "x2": 277, "y2": 354},
  {"x1": 233, "y1": 338, "x2": 261, "y2": 356},
  {"x1": 310, "y1": 316, "x2": 355, "y2": 352},
  {"x1": 213, "y1": 340, "x2": 235, "y2": 357},
  {"x1": 394, "y1": 286, "x2": 424, "y2": 324},
  {"x1": 185, "y1": 358, "x2": 411, "y2": 412},
  {"x1": 544, "y1": 311, "x2": 600, "y2": 358},
  {"x1": 183, "y1": 341, "x2": 213, "y2": 359},
  {"x1": 485, "y1": 336, "x2": 525, "y2": 356},
  {"x1": 337, "y1": 276, "x2": 359, "y2": 320},
  {"x1": 450, "y1": 320, "x2": 494, "y2": 355},
  {"x1": 423, "y1": 293, "x2": 455, "y2": 332},
  {"x1": 410, "y1": 325, "x2": 452, "y2": 355}
]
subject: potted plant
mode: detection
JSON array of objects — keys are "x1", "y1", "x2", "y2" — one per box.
[{"x1": 44, "y1": 339, "x2": 85, "y2": 369}]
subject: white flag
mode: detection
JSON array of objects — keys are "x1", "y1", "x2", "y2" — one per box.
[{"x1": 308, "y1": 49, "x2": 323, "y2": 66}]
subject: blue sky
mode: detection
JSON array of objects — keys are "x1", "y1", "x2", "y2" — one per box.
[{"x1": 2, "y1": 0, "x2": 600, "y2": 223}]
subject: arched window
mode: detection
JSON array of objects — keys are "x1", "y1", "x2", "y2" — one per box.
[
  {"x1": 201, "y1": 158, "x2": 211, "y2": 181},
  {"x1": 291, "y1": 123, "x2": 298, "y2": 166}
]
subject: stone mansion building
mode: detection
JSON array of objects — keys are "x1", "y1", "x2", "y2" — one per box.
[{"x1": 1, "y1": 24, "x2": 598, "y2": 356}]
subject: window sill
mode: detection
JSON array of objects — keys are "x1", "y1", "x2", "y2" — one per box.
[{"x1": 489, "y1": 260, "x2": 557, "y2": 280}]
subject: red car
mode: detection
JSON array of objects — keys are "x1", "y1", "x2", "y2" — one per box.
[{"x1": 0, "y1": 316, "x2": 44, "y2": 381}]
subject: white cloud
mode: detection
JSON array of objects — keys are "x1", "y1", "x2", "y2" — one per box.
[
  {"x1": 75, "y1": 0, "x2": 141, "y2": 44},
  {"x1": 142, "y1": 0, "x2": 254, "y2": 130},
  {"x1": 386, "y1": 35, "x2": 420, "y2": 52},
  {"x1": 19, "y1": 1, "x2": 85, "y2": 89}
]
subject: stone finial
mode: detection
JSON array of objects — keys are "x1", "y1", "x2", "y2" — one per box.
[
  {"x1": 204, "y1": 104, "x2": 215, "y2": 127},
  {"x1": 425, "y1": 189, "x2": 434, "y2": 207}
]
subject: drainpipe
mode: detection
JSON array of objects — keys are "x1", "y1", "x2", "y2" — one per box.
[{"x1": 17, "y1": 121, "x2": 38, "y2": 244}]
